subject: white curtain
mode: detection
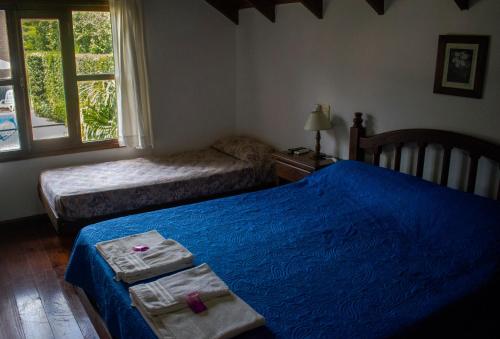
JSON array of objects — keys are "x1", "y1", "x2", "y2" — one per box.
[{"x1": 110, "y1": 0, "x2": 153, "y2": 149}]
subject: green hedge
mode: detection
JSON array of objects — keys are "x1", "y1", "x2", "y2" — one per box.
[
  {"x1": 25, "y1": 52, "x2": 65, "y2": 123},
  {"x1": 76, "y1": 53, "x2": 114, "y2": 75}
]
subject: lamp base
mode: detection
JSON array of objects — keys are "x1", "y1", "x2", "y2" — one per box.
[{"x1": 313, "y1": 130, "x2": 322, "y2": 162}]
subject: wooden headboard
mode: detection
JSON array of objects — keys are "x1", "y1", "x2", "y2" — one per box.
[{"x1": 349, "y1": 112, "x2": 500, "y2": 200}]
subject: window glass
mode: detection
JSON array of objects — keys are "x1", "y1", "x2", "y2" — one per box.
[
  {"x1": 0, "y1": 11, "x2": 11, "y2": 80},
  {"x1": 78, "y1": 80, "x2": 117, "y2": 142},
  {"x1": 72, "y1": 11, "x2": 114, "y2": 75},
  {"x1": 0, "y1": 85, "x2": 20, "y2": 152},
  {"x1": 21, "y1": 18, "x2": 69, "y2": 140},
  {"x1": 0, "y1": 12, "x2": 19, "y2": 152}
]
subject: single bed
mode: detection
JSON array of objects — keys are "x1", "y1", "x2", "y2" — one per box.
[
  {"x1": 39, "y1": 136, "x2": 275, "y2": 232},
  {"x1": 65, "y1": 114, "x2": 500, "y2": 338}
]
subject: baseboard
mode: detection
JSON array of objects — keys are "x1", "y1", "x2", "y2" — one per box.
[{"x1": 0, "y1": 213, "x2": 50, "y2": 226}]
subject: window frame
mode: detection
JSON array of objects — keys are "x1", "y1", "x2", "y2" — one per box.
[{"x1": 0, "y1": 3, "x2": 119, "y2": 163}]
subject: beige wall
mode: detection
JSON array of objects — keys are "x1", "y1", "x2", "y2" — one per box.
[{"x1": 236, "y1": 0, "x2": 500, "y2": 197}]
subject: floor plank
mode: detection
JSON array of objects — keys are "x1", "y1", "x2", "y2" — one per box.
[
  {"x1": 4, "y1": 224, "x2": 55, "y2": 339},
  {"x1": 0, "y1": 218, "x2": 105, "y2": 339},
  {"x1": 0, "y1": 228, "x2": 25, "y2": 339},
  {"x1": 0, "y1": 267, "x2": 25, "y2": 339},
  {"x1": 37, "y1": 225, "x2": 103, "y2": 339},
  {"x1": 33, "y1": 270, "x2": 84, "y2": 339},
  {"x1": 13, "y1": 278, "x2": 55, "y2": 339},
  {"x1": 59, "y1": 283, "x2": 101, "y2": 339}
]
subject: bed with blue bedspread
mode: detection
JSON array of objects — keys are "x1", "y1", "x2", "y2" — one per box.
[{"x1": 65, "y1": 160, "x2": 500, "y2": 338}]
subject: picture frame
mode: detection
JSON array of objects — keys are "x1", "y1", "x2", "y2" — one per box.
[{"x1": 433, "y1": 35, "x2": 490, "y2": 99}]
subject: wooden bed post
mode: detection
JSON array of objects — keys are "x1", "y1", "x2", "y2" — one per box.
[{"x1": 349, "y1": 112, "x2": 365, "y2": 161}]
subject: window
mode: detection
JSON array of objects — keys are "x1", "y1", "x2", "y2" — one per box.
[
  {"x1": 72, "y1": 11, "x2": 117, "y2": 143},
  {"x1": 0, "y1": 10, "x2": 20, "y2": 153},
  {"x1": 0, "y1": 4, "x2": 118, "y2": 161}
]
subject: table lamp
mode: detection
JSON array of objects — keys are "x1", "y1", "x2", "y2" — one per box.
[{"x1": 304, "y1": 105, "x2": 332, "y2": 160}]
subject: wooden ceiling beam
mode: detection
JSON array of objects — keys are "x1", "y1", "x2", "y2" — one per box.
[
  {"x1": 205, "y1": 0, "x2": 239, "y2": 24},
  {"x1": 208, "y1": 0, "x2": 324, "y2": 24},
  {"x1": 207, "y1": 0, "x2": 472, "y2": 24},
  {"x1": 246, "y1": 0, "x2": 276, "y2": 22},
  {"x1": 366, "y1": 0, "x2": 384, "y2": 15},
  {"x1": 300, "y1": 0, "x2": 323, "y2": 19},
  {"x1": 454, "y1": 0, "x2": 469, "y2": 10}
]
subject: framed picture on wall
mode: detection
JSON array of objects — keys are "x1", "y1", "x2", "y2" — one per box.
[{"x1": 433, "y1": 35, "x2": 490, "y2": 98}]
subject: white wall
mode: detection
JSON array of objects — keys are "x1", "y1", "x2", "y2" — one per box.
[
  {"x1": 236, "y1": 0, "x2": 500, "y2": 196},
  {"x1": 144, "y1": 0, "x2": 236, "y2": 154},
  {"x1": 0, "y1": 0, "x2": 236, "y2": 222}
]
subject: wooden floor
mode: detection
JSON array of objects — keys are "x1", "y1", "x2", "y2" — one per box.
[{"x1": 0, "y1": 217, "x2": 107, "y2": 339}]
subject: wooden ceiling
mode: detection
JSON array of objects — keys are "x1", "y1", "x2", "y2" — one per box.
[{"x1": 205, "y1": 0, "x2": 472, "y2": 24}]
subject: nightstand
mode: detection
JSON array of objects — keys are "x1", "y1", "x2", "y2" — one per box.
[{"x1": 272, "y1": 151, "x2": 335, "y2": 185}]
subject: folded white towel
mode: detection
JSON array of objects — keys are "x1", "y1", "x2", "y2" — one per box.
[
  {"x1": 96, "y1": 230, "x2": 194, "y2": 283},
  {"x1": 130, "y1": 264, "x2": 230, "y2": 315},
  {"x1": 132, "y1": 291, "x2": 266, "y2": 339}
]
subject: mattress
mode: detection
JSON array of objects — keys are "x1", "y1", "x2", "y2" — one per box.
[
  {"x1": 65, "y1": 160, "x2": 500, "y2": 338},
  {"x1": 40, "y1": 148, "x2": 273, "y2": 221}
]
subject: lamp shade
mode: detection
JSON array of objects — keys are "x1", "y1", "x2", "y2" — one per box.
[{"x1": 304, "y1": 106, "x2": 332, "y2": 131}]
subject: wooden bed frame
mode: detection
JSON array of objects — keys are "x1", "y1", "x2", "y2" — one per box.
[{"x1": 349, "y1": 112, "x2": 500, "y2": 200}]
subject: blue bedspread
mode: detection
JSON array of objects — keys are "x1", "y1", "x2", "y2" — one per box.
[{"x1": 65, "y1": 160, "x2": 500, "y2": 339}]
